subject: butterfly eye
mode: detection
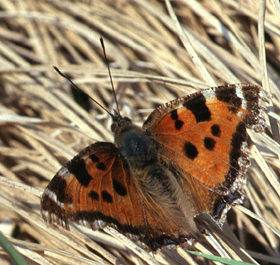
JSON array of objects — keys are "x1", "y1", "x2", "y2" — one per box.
[
  {"x1": 124, "y1": 117, "x2": 131, "y2": 123},
  {"x1": 111, "y1": 117, "x2": 132, "y2": 132},
  {"x1": 111, "y1": 123, "x2": 116, "y2": 132}
]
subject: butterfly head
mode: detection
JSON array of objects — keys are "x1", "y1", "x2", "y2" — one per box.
[{"x1": 110, "y1": 110, "x2": 132, "y2": 133}]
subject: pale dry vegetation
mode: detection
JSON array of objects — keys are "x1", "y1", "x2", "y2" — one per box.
[{"x1": 0, "y1": 0, "x2": 280, "y2": 264}]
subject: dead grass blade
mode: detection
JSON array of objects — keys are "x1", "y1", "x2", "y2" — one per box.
[{"x1": 0, "y1": 0, "x2": 279, "y2": 264}]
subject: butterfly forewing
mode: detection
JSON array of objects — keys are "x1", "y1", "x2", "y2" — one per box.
[
  {"x1": 143, "y1": 84, "x2": 269, "y2": 223},
  {"x1": 41, "y1": 143, "x2": 147, "y2": 235}
]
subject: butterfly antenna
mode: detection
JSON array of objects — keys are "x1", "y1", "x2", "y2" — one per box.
[
  {"x1": 100, "y1": 37, "x2": 121, "y2": 116},
  {"x1": 53, "y1": 66, "x2": 114, "y2": 119}
]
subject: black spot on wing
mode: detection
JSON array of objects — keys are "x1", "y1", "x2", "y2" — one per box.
[
  {"x1": 215, "y1": 87, "x2": 241, "y2": 114},
  {"x1": 170, "y1": 109, "x2": 179, "y2": 120},
  {"x1": 184, "y1": 94, "x2": 211, "y2": 122},
  {"x1": 170, "y1": 109, "x2": 184, "y2": 130},
  {"x1": 102, "y1": 191, "x2": 113, "y2": 203},
  {"x1": 211, "y1": 124, "x2": 221, "y2": 137},
  {"x1": 43, "y1": 175, "x2": 72, "y2": 204},
  {"x1": 204, "y1": 137, "x2": 216, "y2": 151},
  {"x1": 89, "y1": 154, "x2": 100, "y2": 162},
  {"x1": 89, "y1": 154, "x2": 106, "y2": 170},
  {"x1": 88, "y1": 191, "x2": 99, "y2": 201},
  {"x1": 96, "y1": 162, "x2": 106, "y2": 170},
  {"x1": 184, "y1": 142, "x2": 198, "y2": 160},
  {"x1": 68, "y1": 159, "x2": 92, "y2": 187},
  {"x1": 113, "y1": 179, "x2": 127, "y2": 196},
  {"x1": 175, "y1": 120, "x2": 184, "y2": 130}
]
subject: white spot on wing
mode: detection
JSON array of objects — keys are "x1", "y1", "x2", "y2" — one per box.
[
  {"x1": 235, "y1": 86, "x2": 245, "y2": 99},
  {"x1": 236, "y1": 86, "x2": 247, "y2": 109},
  {"x1": 58, "y1": 167, "x2": 69, "y2": 178},
  {"x1": 42, "y1": 211, "x2": 49, "y2": 219},
  {"x1": 237, "y1": 111, "x2": 243, "y2": 118},
  {"x1": 44, "y1": 189, "x2": 57, "y2": 202},
  {"x1": 202, "y1": 89, "x2": 216, "y2": 100},
  {"x1": 57, "y1": 201, "x2": 64, "y2": 208},
  {"x1": 44, "y1": 188, "x2": 65, "y2": 208}
]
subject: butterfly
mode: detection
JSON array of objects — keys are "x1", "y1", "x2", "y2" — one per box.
[{"x1": 41, "y1": 83, "x2": 269, "y2": 251}]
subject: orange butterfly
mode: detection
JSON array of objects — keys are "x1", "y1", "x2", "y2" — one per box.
[{"x1": 41, "y1": 79, "x2": 269, "y2": 251}]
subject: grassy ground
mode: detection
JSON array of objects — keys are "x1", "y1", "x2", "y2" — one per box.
[{"x1": 0, "y1": 0, "x2": 279, "y2": 264}]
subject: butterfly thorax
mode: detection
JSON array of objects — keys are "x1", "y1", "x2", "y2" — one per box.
[{"x1": 114, "y1": 119, "x2": 157, "y2": 169}]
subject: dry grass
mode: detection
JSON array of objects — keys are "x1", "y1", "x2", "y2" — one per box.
[{"x1": 0, "y1": 0, "x2": 280, "y2": 264}]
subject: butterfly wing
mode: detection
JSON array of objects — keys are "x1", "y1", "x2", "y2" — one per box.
[
  {"x1": 41, "y1": 143, "x2": 144, "y2": 238},
  {"x1": 143, "y1": 84, "x2": 269, "y2": 225},
  {"x1": 40, "y1": 142, "x2": 189, "y2": 250}
]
